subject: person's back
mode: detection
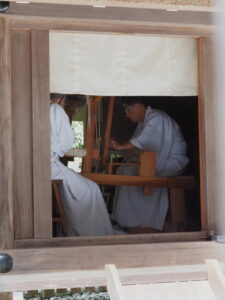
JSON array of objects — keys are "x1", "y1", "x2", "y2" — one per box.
[{"x1": 50, "y1": 94, "x2": 113, "y2": 236}]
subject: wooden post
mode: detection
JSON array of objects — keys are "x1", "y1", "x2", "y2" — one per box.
[
  {"x1": 11, "y1": 29, "x2": 33, "y2": 239},
  {"x1": 197, "y1": 38, "x2": 210, "y2": 233},
  {"x1": 0, "y1": 17, "x2": 14, "y2": 250},
  {"x1": 139, "y1": 151, "x2": 156, "y2": 195},
  {"x1": 83, "y1": 96, "x2": 102, "y2": 173},
  {"x1": 102, "y1": 97, "x2": 115, "y2": 165},
  {"x1": 31, "y1": 30, "x2": 52, "y2": 238}
]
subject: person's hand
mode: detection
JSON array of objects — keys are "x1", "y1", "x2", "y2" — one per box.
[{"x1": 110, "y1": 139, "x2": 122, "y2": 150}]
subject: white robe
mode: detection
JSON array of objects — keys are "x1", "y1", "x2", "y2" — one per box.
[
  {"x1": 113, "y1": 106, "x2": 189, "y2": 231},
  {"x1": 50, "y1": 103, "x2": 113, "y2": 236}
]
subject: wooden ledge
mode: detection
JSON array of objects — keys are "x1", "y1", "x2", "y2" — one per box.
[{"x1": 82, "y1": 173, "x2": 195, "y2": 189}]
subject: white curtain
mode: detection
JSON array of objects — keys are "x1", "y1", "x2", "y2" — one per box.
[{"x1": 50, "y1": 32, "x2": 197, "y2": 96}]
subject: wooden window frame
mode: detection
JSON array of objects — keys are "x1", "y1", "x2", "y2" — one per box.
[{"x1": 0, "y1": 4, "x2": 213, "y2": 250}]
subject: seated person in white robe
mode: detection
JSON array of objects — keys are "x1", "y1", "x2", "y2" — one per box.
[
  {"x1": 110, "y1": 98, "x2": 189, "y2": 232},
  {"x1": 50, "y1": 93, "x2": 113, "y2": 236}
]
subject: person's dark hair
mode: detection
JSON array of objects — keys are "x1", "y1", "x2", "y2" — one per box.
[
  {"x1": 50, "y1": 93, "x2": 66, "y2": 100},
  {"x1": 120, "y1": 96, "x2": 149, "y2": 107}
]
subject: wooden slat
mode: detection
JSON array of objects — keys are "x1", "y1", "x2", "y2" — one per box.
[
  {"x1": 106, "y1": 265, "x2": 126, "y2": 300},
  {"x1": 82, "y1": 173, "x2": 195, "y2": 189},
  {"x1": 6, "y1": 0, "x2": 216, "y2": 12},
  {"x1": 207, "y1": 259, "x2": 225, "y2": 300},
  {"x1": 102, "y1": 97, "x2": 115, "y2": 165},
  {"x1": 0, "y1": 17, "x2": 14, "y2": 250},
  {"x1": 31, "y1": 30, "x2": 52, "y2": 238},
  {"x1": 11, "y1": 29, "x2": 33, "y2": 239}
]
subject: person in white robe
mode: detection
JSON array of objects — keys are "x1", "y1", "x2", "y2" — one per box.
[
  {"x1": 50, "y1": 93, "x2": 113, "y2": 236},
  {"x1": 111, "y1": 98, "x2": 189, "y2": 232}
]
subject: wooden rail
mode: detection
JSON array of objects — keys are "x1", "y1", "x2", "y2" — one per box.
[{"x1": 82, "y1": 173, "x2": 195, "y2": 189}]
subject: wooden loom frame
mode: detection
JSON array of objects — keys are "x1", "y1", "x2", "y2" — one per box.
[{"x1": 0, "y1": 2, "x2": 215, "y2": 253}]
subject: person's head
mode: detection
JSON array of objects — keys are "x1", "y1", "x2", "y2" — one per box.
[
  {"x1": 121, "y1": 97, "x2": 148, "y2": 123},
  {"x1": 50, "y1": 93, "x2": 67, "y2": 108}
]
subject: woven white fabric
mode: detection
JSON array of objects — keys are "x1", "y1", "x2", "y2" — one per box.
[{"x1": 50, "y1": 32, "x2": 197, "y2": 96}]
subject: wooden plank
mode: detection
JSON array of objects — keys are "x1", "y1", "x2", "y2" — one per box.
[
  {"x1": 197, "y1": 38, "x2": 209, "y2": 232},
  {"x1": 82, "y1": 173, "x2": 195, "y2": 189},
  {"x1": 0, "y1": 293, "x2": 13, "y2": 300},
  {"x1": 2, "y1": 241, "x2": 225, "y2": 273},
  {"x1": 105, "y1": 265, "x2": 126, "y2": 300},
  {"x1": 9, "y1": 17, "x2": 213, "y2": 38},
  {"x1": 102, "y1": 97, "x2": 115, "y2": 165},
  {"x1": 0, "y1": 17, "x2": 14, "y2": 250},
  {"x1": 6, "y1": 0, "x2": 216, "y2": 12},
  {"x1": 31, "y1": 30, "x2": 52, "y2": 238},
  {"x1": 6, "y1": 3, "x2": 214, "y2": 38},
  {"x1": 11, "y1": 29, "x2": 33, "y2": 239},
  {"x1": 207, "y1": 259, "x2": 225, "y2": 300},
  {"x1": 0, "y1": 263, "x2": 211, "y2": 293},
  {"x1": 15, "y1": 231, "x2": 208, "y2": 248}
]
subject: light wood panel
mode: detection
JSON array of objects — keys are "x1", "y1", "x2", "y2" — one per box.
[
  {"x1": 106, "y1": 265, "x2": 126, "y2": 300},
  {"x1": 0, "y1": 262, "x2": 211, "y2": 293},
  {"x1": 207, "y1": 259, "x2": 225, "y2": 300},
  {"x1": 0, "y1": 17, "x2": 14, "y2": 250},
  {"x1": 31, "y1": 30, "x2": 52, "y2": 238},
  {"x1": 11, "y1": 29, "x2": 33, "y2": 239}
]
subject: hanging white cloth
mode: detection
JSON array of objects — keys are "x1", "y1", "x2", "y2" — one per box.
[
  {"x1": 50, "y1": 32, "x2": 197, "y2": 96},
  {"x1": 112, "y1": 106, "x2": 189, "y2": 230},
  {"x1": 50, "y1": 103, "x2": 113, "y2": 236}
]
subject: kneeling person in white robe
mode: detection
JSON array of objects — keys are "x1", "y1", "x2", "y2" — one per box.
[
  {"x1": 50, "y1": 93, "x2": 113, "y2": 236},
  {"x1": 111, "y1": 98, "x2": 189, "y2": 231}
]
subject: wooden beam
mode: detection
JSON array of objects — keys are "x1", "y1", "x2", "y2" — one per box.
[
  {"x1": 0, "y1": 17, "x2": 14, "y2": 250},
  {"x1": 31, "y1": 30, "x2": 52, "y2": 238},
  {"x1": 206, "y1": 259, "x2": 225, "y2": 299},
  {"x1": 2, "y1": 241, "x2": 225, "y2": 273},
  {"x1": 11, "y1": 29, "x2": 33, "y2": 239},
  {"x1": 6, "y1": 0, "x2": 216, "y2": 12},
  {"x1": 82, "y1": 173, "x2": 195, "y2": 189},
  {"x1": 15, "y1": 231, "x2": 208, "y2": 248},
  {"x1": 5, "y1": 3, "x2": 215, "y2": 38}
]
